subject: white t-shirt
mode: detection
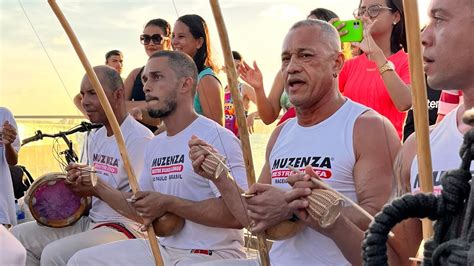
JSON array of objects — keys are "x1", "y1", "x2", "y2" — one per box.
[
  {"x1": 0, "y1": 107, "x2": 20, "y2": 225},
  {"x1": 84, "y1": 115, "x2": 153, "y2": 226},
  {"x1": 139, "y1": 115, "x2": 248, "y2": 251},
  {"x1": 411, "y1": 106, "x2": 473, "y2": 195},
  {"x1": 269, "y1": 99, "x2": 368, "y2": 266}
]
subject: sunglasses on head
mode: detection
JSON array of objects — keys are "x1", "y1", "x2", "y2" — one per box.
[{"x1": 140, "y1": 34, "x2": 168, "y2": 45}]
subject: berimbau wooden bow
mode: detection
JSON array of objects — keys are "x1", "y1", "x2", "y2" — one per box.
[
  {"x1": 402, "y1": 0, "x2": 434, "y2": 255},
  {"x1": 46, "y1": 1, "x2": 164, "y2": 265},
  {"x1": 209, "y1": 1, "x2": 270, "y2": 265}
]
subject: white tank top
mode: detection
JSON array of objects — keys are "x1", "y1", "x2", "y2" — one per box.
[
  {"x1": 410, "y1": 106, "x2": 471, "y2": 195},
  {"x1": 269, "y1": 99, "x2": 368, "y2": 266}
]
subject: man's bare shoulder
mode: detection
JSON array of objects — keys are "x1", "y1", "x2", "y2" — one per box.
[
  {"x1": 265, "y1": 120, "x2": 288, "y2": 158},
  {"x1": 354, "y1": 109, "x2": 400, "y2": 146},
  {"x1": 394, "y1": 122, "x2": 438, "y2": 194},
  {"x1": 356, "y1": 109, "x2": 391, "y2": 126},
  {"x1": 401, "y1": 124, "x2": 437, "y2": 165}
]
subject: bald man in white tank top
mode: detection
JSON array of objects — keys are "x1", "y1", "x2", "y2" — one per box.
[{"x1": 193, "y1": 19, "x2": 401, "y2": 265}]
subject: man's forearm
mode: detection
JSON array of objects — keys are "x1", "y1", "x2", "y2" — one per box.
[
  {"x1": 342, "y1": 204, "x2": 377, "y2": 231},
  {"x1": 319, "y1": 215, "x2": 364, "y2": 266},
  {"x1": 5, "y1": 144, "x2": 18, "y2": 166},
  {"x1": 255, "y1": 89, "x2": 279, "y2": 124},
  {"x1": 95, "y1": 182, "x2": 141, "y2": 223},
  {"x1": 167, "y1": 196, "x2": 242, "y2": 229},
  {"x1": 212, "y1": 173, "x2": 249, "y2": 227},
  {"x1": 318, "y1": 212, "x2": 407, "y2": 266}
]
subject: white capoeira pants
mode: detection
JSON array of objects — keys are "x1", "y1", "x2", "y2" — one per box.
[
  {"x1": 10, "y1": 217, "x2": 141, "y2": 266},
  {"x1": 0, "y1": 225, "x2": 26, "y2": 266},
  {"x1": 68, "y1": 238, "x2": 247, "y2": 266},
  {"x1": 193, "y1": 258, "x2": 259, "y2": 266}
]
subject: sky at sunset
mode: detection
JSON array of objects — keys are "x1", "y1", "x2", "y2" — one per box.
[{"x1": 1, "y1": 0, "x2": 430, "y2": 116}]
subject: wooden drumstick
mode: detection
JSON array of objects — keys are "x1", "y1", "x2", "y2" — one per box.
[
  {"x1": 287, "y1": 166, "x2": 395, "y2": 237},
  {"x1": 402, "y1": 0, "x2": 434, "y2": 240},
  {"x1": 402, "y1": 1, "x2": 435, "y2": 260},
  {"x1": 209, "y1": 1, "x2": 270, "y2": 264}
]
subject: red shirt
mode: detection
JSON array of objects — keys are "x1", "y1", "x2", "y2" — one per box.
[
  {"x1": 339, "y1": 50, "x2": 411, "y2": 139},
  {"x1": 277, "y1": 107, "x2": 296, "y2": 125},
  {"x1": 438, "y1": 90, "x2": 462, "y2": 116}
]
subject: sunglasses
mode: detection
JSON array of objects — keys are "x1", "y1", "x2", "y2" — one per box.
[
  {"x1": 140, "y1": 34, "x2": 168, "y2": 45},
  {"x1": 353, "y1": 4, "x2": 392, "y2": 19}
]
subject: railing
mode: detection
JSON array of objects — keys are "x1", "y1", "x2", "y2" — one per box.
[
  {"x1": 15, "y1": 115, "x2": 274, "y2": 180},
  {"x1": 15, "y1": 116, "x2": 86, "y2": 179}
]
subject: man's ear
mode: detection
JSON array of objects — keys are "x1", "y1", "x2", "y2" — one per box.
[
  {"x1": 180, "y1": 77, "x2": 195, "y2": 94},
  {"x1": 334, "y1": 51, "x2": 345, "y2": 75},
  {"x1": 115, "y1": 87, "x2": 125, "y2": 100},
  {"x1": 110, "y1": 87, "x2": 125, "y2": 107}
]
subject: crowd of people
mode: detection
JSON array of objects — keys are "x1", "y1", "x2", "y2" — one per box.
[{"x1": 1, "y1": 0, "x2": 472, "y2": 265}]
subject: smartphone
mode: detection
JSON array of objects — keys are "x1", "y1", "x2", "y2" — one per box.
[{"x1": 333, "y1": 20, "x2": 363, "y2": 43}]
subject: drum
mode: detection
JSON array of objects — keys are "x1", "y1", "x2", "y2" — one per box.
[
  {"x1": 24, "y1": 172, "x2": 89, "y2": 228},
  {"x1": 153, "y1": 213, "x2": 185, "y2": 237},
  {"x1": 266, "y1": 220, "x2": 305, "y2": 241}
]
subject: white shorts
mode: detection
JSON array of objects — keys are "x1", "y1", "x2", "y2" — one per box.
[
  {"x1": 0, "y1": 225, "x2": 26, "y2": 266},
  {"x1": 68, "y1": 238, "x2": 246, "y2": 266},
  {"x1": 11, "y1": 217, "x2": 142, "y2": 266}
]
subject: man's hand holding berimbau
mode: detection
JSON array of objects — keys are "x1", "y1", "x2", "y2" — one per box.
[
  {"x1": 131, "y1": 191, "x2": 170, "y2": 230},
  {"x1": 65, "y1": 162, "x2": 98, "y2": 197},
  {"x1": 188, "y1": 135, "x2": 229, "y2": 181},
  {"x1": 245, "y1": 183, "x2": 299, "y2": 233},
  {"x1": 286, "y1": 166, "x2": 340, "y2": 233}
]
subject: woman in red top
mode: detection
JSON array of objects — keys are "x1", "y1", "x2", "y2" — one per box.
[{"x1": 339, "y1": 0, "x2": 411, "y2": 139}]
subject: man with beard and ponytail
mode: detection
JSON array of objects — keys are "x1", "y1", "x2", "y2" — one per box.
[
  {"x1": 11, "y1": 66, "x2": 153, "y2": 265},
  {"x1": 67, "y1": 51, "x2": 249, "y2": 266}
]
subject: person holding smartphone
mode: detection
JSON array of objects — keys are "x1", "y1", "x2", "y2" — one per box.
[{"x1": 339, "y1": 0, "x2": 411, "y2": 140}]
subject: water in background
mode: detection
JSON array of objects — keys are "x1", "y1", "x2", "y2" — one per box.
[
  {"x1": 17, "y1": 117, "x2": 86, "y2": 178},
  {"x1": 16, "y1": 117, "x2": 276, "y2": 180}
]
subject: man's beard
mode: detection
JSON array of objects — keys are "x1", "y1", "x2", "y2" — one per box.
[{"x1": 147, "y1": 96, "x2": 177, "y2": 118}]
